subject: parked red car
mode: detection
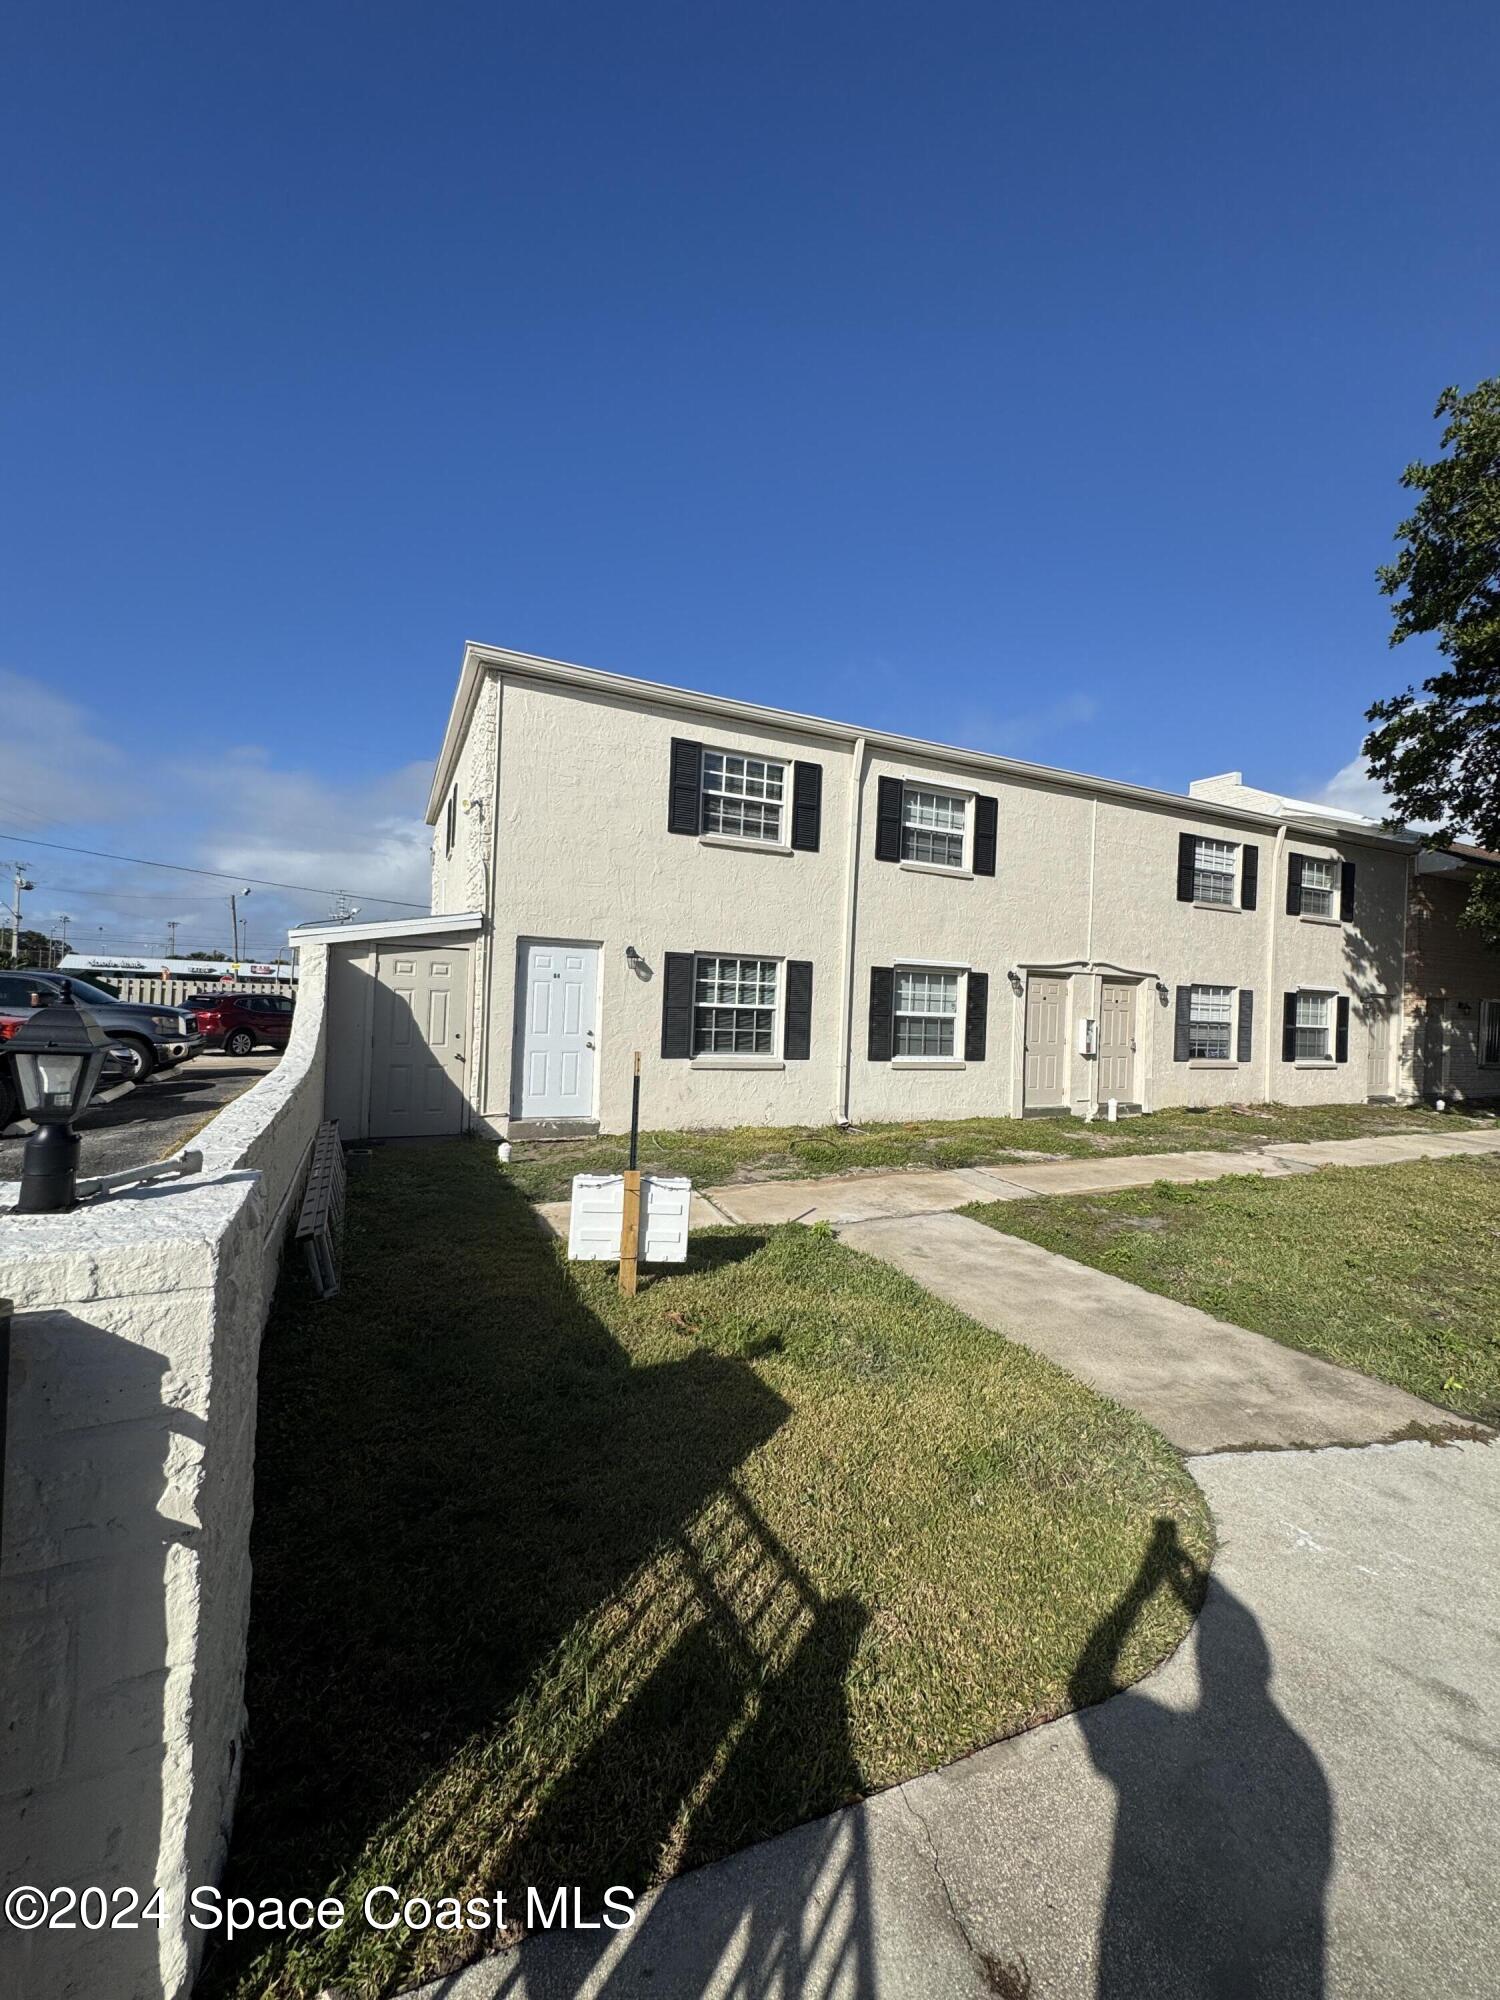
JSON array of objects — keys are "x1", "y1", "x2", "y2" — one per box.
[{"x1": 186, "y1": 990, "x2": 295, "y2": 1057}]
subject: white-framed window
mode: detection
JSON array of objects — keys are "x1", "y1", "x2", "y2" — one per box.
[
  {"x1": 1188, "y1": 983, "x2": 1234, "y2": 1060},
  {"x1": 1480, "y1": 999, "x2": 1500, "y2": 1068},
  {"x1": 701, "y1": 751, "x2": 786, "y2": 843},
  {"x1": 1295, "y1": 991, "x2": 1332, "y2": 1062},
  {"x1": 1300, "y1": 856, "x2": 1336, "y2": 919},
  {"x1": 894, "y1": 966, "x2": 960, "y2": 1057},
  {"x1": 902, "y1": 787, "x2": 967, "y2": 868},
  {"x1": 1192, "y1": 838, "x2": 1238, "y2": 906},
  {"x1": 693, "y1": 954, "x2": 779, "y2": 1054}
]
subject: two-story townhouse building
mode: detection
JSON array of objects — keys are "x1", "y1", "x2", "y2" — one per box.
[{"x1": 409, "y1": 643, "x2": 1419, "y2": 1142}]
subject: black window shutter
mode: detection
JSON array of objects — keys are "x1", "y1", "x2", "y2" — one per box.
[
  {"x1": 1177, "y1": 832, "x2": 1196, "y2": 902},
  {"x1": 867, "y1": 966, "x2": 894, "y2": 1060},
  {"x1": 973, "y1": 795, "x2": 998, "y2": 876},
  {"x1": 1282, "y1": 992, "x2": 1298, "y2": 1062},
  {"x1": 1340, "y1": 861, "x2": 1357, "y2": 921},
  {"x1": 661, "y1": 952, "x2": 695, "y2": 1057},
  {"x1": 1286, "y1": 852, "x2": 1305, "y2": 916},
  {"x1": 668, "y1": 739, "x2": 703, "y2": 835},
  {"x1": 965, "y1": 971, "x2": 989, "y2": 1061},
  {"x1": 875, "y1": 777, "x2": 904, "y2": 861},
  {"x1": 1173, "y1": 986, "x2": 1192, "y2": 1061},
  {"x1": 784, "y1": 960, "x2": 813, "y2": 1059},
  {"x1": 1241, "y1": 844, "x2": 1259, "y2": 910},
  {"x1": 1335, "y1": 995, "x2": 1350, "y2": 1064},
  {"x1": 790, "y1": 762, "x2": 822, "y2": 851},
  {"x1": 1237, "y1": 988, "x2": 1254, "y2": 1063}
]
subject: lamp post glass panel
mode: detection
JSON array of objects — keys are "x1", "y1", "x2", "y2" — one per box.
[{"x1": 10, "y1": 990, "x2": 110, "y2": 1213}]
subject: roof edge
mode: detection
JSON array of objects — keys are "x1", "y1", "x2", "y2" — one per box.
[{"x1": 427, "y1": 642, "x2": 1419, "y2": 850}]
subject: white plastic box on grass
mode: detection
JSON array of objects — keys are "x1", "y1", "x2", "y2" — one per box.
[{"x1": 566, "y1": 1173, "x2": 692, "y2": 1263}]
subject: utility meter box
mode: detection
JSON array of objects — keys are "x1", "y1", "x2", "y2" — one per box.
[
  {"x1": 567, "y1": 1174, "x2": 692, "y2": 1263},
  {"x1": 1078, "y1": 1017, "x2": 1099, "y2": 1058}
]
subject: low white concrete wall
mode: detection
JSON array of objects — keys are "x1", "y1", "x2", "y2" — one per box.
[{"x1": 0, "y1": 943, "x2": 330, "y2": 1999}]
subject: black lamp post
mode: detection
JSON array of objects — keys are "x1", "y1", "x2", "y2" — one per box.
[{"x1": 9, "y1": 988, "x2": 109, "y2": 1214}]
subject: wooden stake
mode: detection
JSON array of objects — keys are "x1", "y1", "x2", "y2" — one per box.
[
  {"x1": 619, "y1": 1167, "x2": 641, "y2": 1296},
  {"x1": 619, "y1": 1050, "x2": 642, "y2": 1295}
]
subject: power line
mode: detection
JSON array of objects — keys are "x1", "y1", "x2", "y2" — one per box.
[{"x1": 0, "y1": 831, "x2": 428, "y2": 906}]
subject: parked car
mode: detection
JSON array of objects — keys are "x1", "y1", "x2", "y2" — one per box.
[
  {"x1": 185, "y1": 989, "x2": 295, "y2": 1057},
  {"x1": 0, "y1": 1007, "x2": 137, "y2": 1130},
  {"x1": 0, "y1": 973, "x2": 202, "y2": 1083}
]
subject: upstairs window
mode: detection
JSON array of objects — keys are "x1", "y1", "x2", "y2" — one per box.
[
  {"x1": 1481, "y1": 999, "x2": 1500, "y2": 1068},
  {"x1": 445, "y1": 787, "x2": 457, "y2": 856},
  {"x1": 1300, "y1": 857, "x2": 1336, "y2": 919},
  {"x1": 701, "y1": 752, "x2": 786, "y2": 843},
  {"x1": 1192, "y1": 838, "x2": 1237, "y2": 906},
  {"x1": 894, "y1": 967, "x2": 959, "y2": 1056},
  {"x1": 1295, "y1": 992, "x2": 1332, "y2": 1062},
  {"x1": 693, "y1": 955, "x2": 779, "y2": 1054},
  {"x1": 902, "y1": 788, "x2": 967, "y2": 868},
  {"x1": 1187, "y1": 984, "x2": 1234, "y2": 1059}
]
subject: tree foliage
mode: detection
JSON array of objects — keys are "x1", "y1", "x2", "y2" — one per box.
[{"x1": 1363, "y1": 379, "x2": 1500, "y2": 942}]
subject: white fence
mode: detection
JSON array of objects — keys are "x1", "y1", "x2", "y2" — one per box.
[
  {"x1": 0, "y1": 942, "x2": 330, "y2": 2000},
  {"x1": 107, "y1": 977, "x2": 296, "y2": 1009}
]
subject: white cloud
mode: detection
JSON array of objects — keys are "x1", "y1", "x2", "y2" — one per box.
[
  {"x1": 1312, "y1": 755, "x2": 1393, "y2": 820},
  {"x1": 0, "y1": 669, "x2": 433, "y2": 960},
  {"x1": 0, "y1": 667, "x2": 135, "y2": 828}
]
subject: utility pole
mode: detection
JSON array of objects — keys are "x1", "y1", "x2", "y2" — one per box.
[
  {"x1": 7, "y1": 863, "x2": 35, "y2": 968},
  {"x1": 229, "y1": 893, "x2": 238, "y2": 965},
  {"x1": 52, "y1": 914, "x2": 71, "y2": 968},
  {"x1": 166, "y1": 919, "x2": 178, "y2": 959}
]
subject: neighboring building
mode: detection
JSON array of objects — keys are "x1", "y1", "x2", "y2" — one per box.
[
  {"x1": 1404, "y1": 846, "x2": 1500, "y2": 1103},
  {"x1": 409, "y1": 644, "x2": 1432, "y2": 1141}
]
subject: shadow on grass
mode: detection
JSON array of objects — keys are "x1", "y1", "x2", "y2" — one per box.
[{"x1": 204, "y1": 1145, "x2": 875, "y2": 1995}]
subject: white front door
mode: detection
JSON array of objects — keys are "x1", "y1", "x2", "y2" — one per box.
[
  {"x1": 1024, "y1": 975, "x2": 1069, "y2": 1109},
  {"x1": 1097, "y1": 980, "x2": 1137, "y2": 1104},
  {"x1": 518, "y1": 941, "x2": 598, "y2": 1119},
  {"x1": 370, "y1": 948, "x2": 469, "y2": 1139},
  {"x1": 1366, "y1": 998, "x2": 1392, "y2": 1099}
]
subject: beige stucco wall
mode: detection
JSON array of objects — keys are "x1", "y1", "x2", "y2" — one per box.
[
  {"x1": 1403, "y1": 869, "x2": 1500, "y2": 1100},
  {"x1": 451, "y1": 669, "x2": 1416, "y2": 1134}
]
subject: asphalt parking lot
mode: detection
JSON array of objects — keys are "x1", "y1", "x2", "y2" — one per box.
[{"x1": 0, "y1": 1050, "x2": 280, "y2": 1182}]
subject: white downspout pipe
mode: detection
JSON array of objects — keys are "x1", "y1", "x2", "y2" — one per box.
[
  {"x1": 835, "y1": 735, "x2": 867, "y2": 1124},
  {"x1": 1263, "y1": 822, "x2": 1287, "y2": 1102}
]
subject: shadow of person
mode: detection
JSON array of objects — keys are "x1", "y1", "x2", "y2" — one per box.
[{"x1": 1071, "y1": 1521, "x2": 1332, "y2": 1999}]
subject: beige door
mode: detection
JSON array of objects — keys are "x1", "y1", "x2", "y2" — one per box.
[
  {"x1": 369, "y1": 948, "x2": 469, "y2": 1138},
  {"x1": 1024, "y1": 975, "x2": 1069, "y2": 1109},
  {"x1": 1365, "y1": 999, "x2": 1392, "y2": 1099},
  {"x1": 1097, "y1": 980, "x2": 1137, "y2": 1104}
]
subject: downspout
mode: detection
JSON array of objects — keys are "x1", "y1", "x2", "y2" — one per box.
[
  {"x1": 1085, "y1": 796, "x2": 1100, "y2": 1119},
  {"x1": 1263, "y1": 822, "x2": 1287, "y2": 1102},
  {"x1": 476, "y1": 675, "x2": 504, "y2": 1129},
  {"x1": 835, "y1": 735, "x2": 867, "y2": 1124}
]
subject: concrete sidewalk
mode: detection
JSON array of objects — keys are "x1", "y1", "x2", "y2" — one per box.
[
  {"x1": 534, "y1": 1125, "x2": 1500, "y2": 1236},
  {"x1": 839, "y1": 1208, "x2": 1471, "y2": 1452},
  {"x1": 403, "y1": 1439, "x2": 1500, "y2": 2000}
]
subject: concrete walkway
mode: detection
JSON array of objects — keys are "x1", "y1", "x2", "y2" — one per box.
[
  {"x1": 533, "y1": 1126, "x2": 1500, "y2": 1236},
  {"x1": 403, "y1": 1438, "x2": 1500, "y2": 2000},
  {"x1": 840, "y1": 1208, "x2": 1470, "y2": 1451}
]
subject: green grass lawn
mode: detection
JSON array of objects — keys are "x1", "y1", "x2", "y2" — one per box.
[
  {"x1": 208, "y1": 1142, "x2": 1210, "y2": 1999},
  {"x1": 503, "y1": 1102, "x2": 1493, "y2": 1204},
  {"x1": 965, "y1": 1156, "x2": 1500, "y2": 1425}
]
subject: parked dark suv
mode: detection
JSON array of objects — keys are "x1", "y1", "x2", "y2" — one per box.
[
  {"x1": 0, "y1": 972, "x2": 201, "y2": 1082},
  {"x1": 187, "y1": 989, "x2": 295, "y2": 1056}
]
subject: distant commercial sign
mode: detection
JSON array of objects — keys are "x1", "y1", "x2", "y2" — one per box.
[{"x1": 55, "y1": 954, "x2": 297, "y2": 982}]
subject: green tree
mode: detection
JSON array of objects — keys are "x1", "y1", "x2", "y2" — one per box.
[{"x1": 1363, "y1": 378, "x2": 1500, "y2": 942}]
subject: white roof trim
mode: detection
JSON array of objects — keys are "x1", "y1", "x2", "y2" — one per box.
[
  {"x1": 287, "y1": 911, "x2": 483, "y2": 947},
  {"x1": 425, "y1": 641, "x2": 1418, "y2": 850}
]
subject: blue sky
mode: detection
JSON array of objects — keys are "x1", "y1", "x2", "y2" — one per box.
[{"x1": 3, "y1": 1, "x2": 1497, "y2": 953}]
